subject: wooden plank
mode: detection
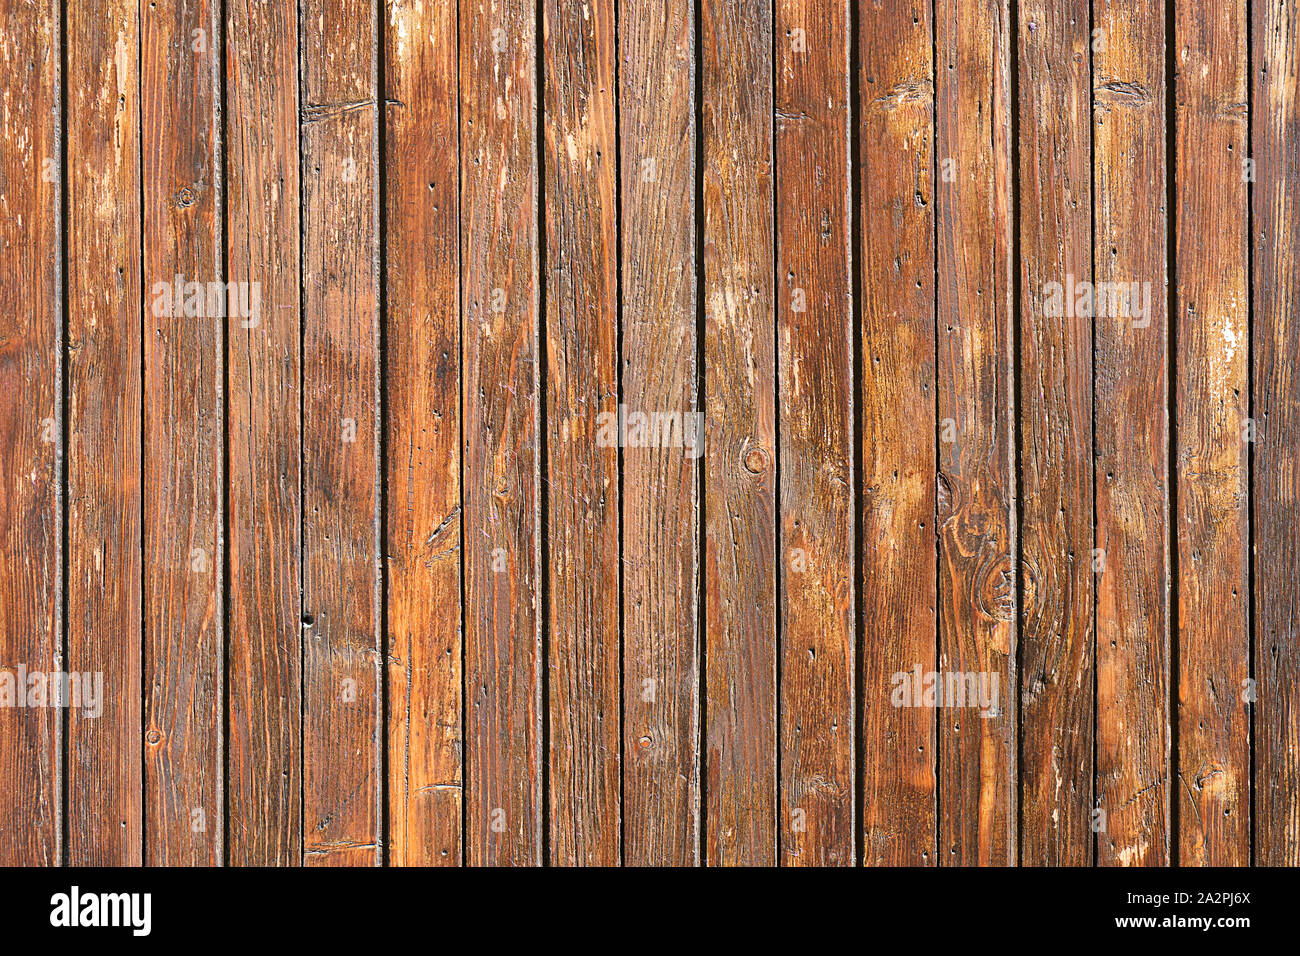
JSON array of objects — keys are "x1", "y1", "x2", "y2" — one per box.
[
  {"x1": 1253, "y1": 0, "x2": 1300, "y2": 868},
  {"x1": 0, "y1": 0, "x2": 61, "y2": 865},
  {"x1": 1092, "y1": 0, "x2": 1169, "y2": 867},
  {"x1": 300, "y1": 0, "x2": 381, "y2": 866},
  {"x1": 859, "y1": 0, "x2": 936, "y2": 867},
  {"x1": 620, "y1": 0, "x2": 700, "y2": 866},
  {"x1": 65, "y1": 0, "x2": 144, "y2": 867},
  {"x1": 775, "y1": 0, "x2": 853, "y2": 867},
  {"x1": 542, "y1": 0, "x2": 621, "y2": 865},
  {"x1": 460, "y1": 0, "x2": 542, "y2": 866},
  {"x1": 141, "y1": 0, "x2": 224, "y2": 867},
  {"x1": 701, "y1": 0, "x2": 776, "y2": 867},
  {"x1": 1017, "y1": 0, "x2": 1094, "y2": 866},
  {"x1": 385, "y1": 0, "x2": 463, "y2": 868},
  {"x1": 226, "y1": 0, "x2": 302, "y2": 865},
  {"x1": 1174, "y1": 0, "x2": 1250, "y2": 867},
  {"x1": 933, "y1": 0, "x2": 1016, "y2": 866}
]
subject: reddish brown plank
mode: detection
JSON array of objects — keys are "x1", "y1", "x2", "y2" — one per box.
[
  {"x1": 385, "y1": 0, "x2": 463, "y2": 868},
  {"x1": 775, "y1": 0, "x2": 854, "y2": 867},
  {"x1": 65, "y1": 0, "x2": 144, "y2": 866},
  {"x1": 300, "y1": 0, "x2": 382, "y2": 866},
  {"x1": 1174, "y1": 0, "x2": 1251, "y2": 867},
  {"x1": 1092, "y1": 0, "x2": 1170, "y2": 867},
  {"x1": 140, "y1": 0, "x2": 224, "y2": 867},
  {"x1": 226, "y1": 0, "x2": 302, "y2": 864},
  {"x1": 460, "y1": 0, "x2": 542, "y2": 866},
  {"x1": 701, "y1": 0, "x2": 776, "y2": 866},
  {"x1": 859, "y1": 0, "x2": 936, "y2": 867},
  {"x1": 0, "y1": 0, "x2": 61, "y2": 865},
  {"x1": 542, "y1": 0, "x2": 621, "y2": 865},
  {"x1": 1017, "y1": 0, "x2": 1094, "y2": 866},
  {"x1": 934, "y1": 0, "x2": 1017, "y2": 866},
  {"x1": 620, "y1": 0, "x2": 701, "y2": 866},
  {"x1": 1253, "y1": 0, "x2": 1300, "y2": 867}
]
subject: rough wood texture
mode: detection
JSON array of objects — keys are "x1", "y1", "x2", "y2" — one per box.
[
  {"x1": 702, "y1": 0, "x2": 776, "y2": 867},
  {"x1": 542, "y1": 0, "x2": 622, "y2": 866},
  {"x1": 141, "y1": 0, "x2": 224, "y2": 867},
  {"x1": 300, "y1": 0, "x2": 381, "y2": 867},
  {"x1": 0, "y1": 0, "x2": 61, "y2": 865},
  {"x1": 620, "y1": 0, "x2": 701, "y2": 866},
  {"x1": 1174, "y1": 0, "x2": 1251, "y2": 867},
  {"x1": 1253, "y1": 0, "x2": 1300, "y2": 868},
  {"x1": 65, "y1": 0, "x2": 144, "y2": 866},
  {"x1": 1092, "y1": 0, "x2": 1169, "y2": 867},
  {"x1": 10, "y1": 0, "x2": 1300, "y2": 869},
  {"x1": 385, "y1": 0, "x2": 463, "y2": 868},
  {"x1": 1017, "y1": 0, "x2": 1094, "y2": 867},
  {"x1": 226, "y1": 0, "x2": 302, "y2": 866},
  {"x1": 775, "y1": 0, "x2": 854, "y2": 867},
  {"x1": 934, "y1": 0, "x2": 1017, "y2": 866},
  {"x1": 859, "y1": 0, "x2": 936, "y2": 868},
  {"x1": 460, "y1": 0, "x2": 542, "y2": 866}
]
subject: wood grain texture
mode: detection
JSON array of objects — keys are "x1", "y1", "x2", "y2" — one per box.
[
  {"x1": 141, "y1": 0, "x2": 224, "y2": 867},
  {"x1": 0, "y1": 0, "x2": 61, "y2": 866},
  {"x1": 1174, "y1": 0, "x2": 1251, "y2": 867},
  {"x1": 65, "y1": 0, "x2": 144, "y2": 866},
  {"x1": 385, "y1": 0, "x2": 463, "y2": 868},
  {"x1": 775, "y1": 0, "x2": 854, "y2": 867},
  {"x1": 542, "y1": 0, "x2": 621, "y2": 866},
  {"x1": 859, "y1": 0, "x2": 936, "y2": 868},
  {"x1": 1017, "y1": 0, "x2": 1094, "y2": 867},
  {"x1": 225, "y1": 0, "x2": 302, "y2": 866},
  {"x1": 702, "y1": 0, "x2": 776, "y2": 867},
  {"x1": 1092, "y1": 0, "x2": 1169, "y2": 867},
  {"x1": 620, "y1": 0, "x2": 700, "y2": 866},
  {"x1": 300, "y1": 0, "x2": 381, "y2": 867},
  {"x1": 934, "y1": 0, "x2": 1017, "y2": 867},
  {"x1": 460, "y1": 0, "x2": 542, "y2": 866},
  {"x1": 1252, "y1": 0, "x2": 1300, "y2": 868},
  {"x1": 8, "y1": 0, "x2": 1300, "y2": 870}
]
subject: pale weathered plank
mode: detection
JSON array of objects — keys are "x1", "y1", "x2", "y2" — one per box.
[
  {"x1": 0, "y1": 0, "x2": 61, "y2": 866},
  {"x1": 542, "y1": 0, "x2": 622, "y2": 865},
  {"x1": 620, "y1": 0, "x2": 701, "y2": 866},
  {"x1": 702, "y1": 0, "x2": 777, "y2": 866},
  {"x1": 65, "y1": 0, "x2": 144, "y2": 866}
]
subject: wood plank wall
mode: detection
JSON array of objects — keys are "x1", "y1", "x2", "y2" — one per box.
[{"x1": 1, "y1": 0, "x2": 1298, "y2": 866}]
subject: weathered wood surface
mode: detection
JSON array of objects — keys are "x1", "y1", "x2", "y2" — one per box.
[
  {"x1": 1017, "y1": 0, "x2": 1094, "y2": 867},
  {"x1": 1092, "y1": 0, "x2": 1169, "y2": 867},
  {"x1": 1, "y1": 0, "x2": 1297, "y2": 867},
  {"x1": 860, "y1": 0, "x2": 936, "y2": 867},
  {"x1": 934, "y1": 0, "x2": 1017, "y2": 866},
  {"x1": 1174, "y1": 0, "x2": 1251, "y2": 867},
  {"x1": 702, "y1": 0, "x2": 776, "y2": 867},
  {"x1": 384, "y1": 0, "x2": 463, "y2": 868},
  {"x1": 226, "y1": 0, "x2": 302, "y2": 866},
  {"x1": 775, "y1": 0, "x2": 853, "y2": 867},
  {"x1": 299, "y1": 0, "x2": 381, "y2": 866},
  {"x1": 0, "y1": 0, "x2": 60, "y2": 866}
]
